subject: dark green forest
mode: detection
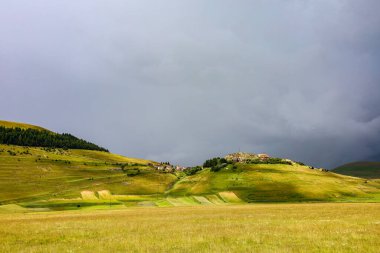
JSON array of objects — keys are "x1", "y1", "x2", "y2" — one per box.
[{"x1": 0, "y1": 126, "x2": 108, "y2": 152}]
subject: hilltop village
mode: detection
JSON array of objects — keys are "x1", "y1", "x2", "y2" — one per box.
[
  {"x1": 152, "y1": 152, "x2": 273, "y2": 173},
  {"x1": 151, "y1": 152, "x2": 328, "y2": 173}
]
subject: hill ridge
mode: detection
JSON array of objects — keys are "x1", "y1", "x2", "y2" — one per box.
[
  {"x1": 333, "y1": 161, "x2": 380, "y2": 179},
  {"x1": 0, "y1": 120, "x2": 108, "y2": 152},
  {"x1": 0, "y1": 120, "x2": 49, "y2": 131}
]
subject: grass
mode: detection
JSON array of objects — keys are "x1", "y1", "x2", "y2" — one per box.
[
  {"x1": 168, "y1": 164, "x2": 380, "y2": 202},
  {"x1": 0, "y1": 144, "x2": 175, "y2": 206},
  {"x1": 0, "y1": 144, "x2": 248, "y2": 210},
  {"x1": 1, "y1": 144, "x2": 380, "y2": 210},
  {"x1": 0, "y1": 120, "x2": 49, "y2": 131},
  {"x1": 333, "y1": 161, "x2": 380, "y2": 179},
  {"x1": 0, "y1": 203, "x2": 379, "y2": 252}
]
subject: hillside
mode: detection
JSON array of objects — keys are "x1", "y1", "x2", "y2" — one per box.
[
  {"x1": 333, "y1": 161, "x2": 380, "y2": 179},
  {"x1": 0, "y1": 120, "x2": 49, "y2": 131},
  {"x1": 0, "y1": 144, "x2": 177, "y2": 207},
  {"x1": 1, "y1": 121, "x2": 380, "y2": 210},
  {"x1": 168, "y1": 158, "x2": 380, "y2": 203}
]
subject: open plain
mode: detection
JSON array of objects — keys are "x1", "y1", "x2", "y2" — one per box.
[{"x1": 1, "y1": 203, "x2": 379, "y2": 253}]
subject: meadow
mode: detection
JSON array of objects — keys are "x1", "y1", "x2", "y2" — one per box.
[
  {"x1": 1, "y1": 143, "x2": 380, "y2": 211},
  {"x1": 169, "y1": 164, "x2": 380, "y2": 203},
  {"x1": 1, "y1": 121, "x2": 380, "y2": 252},
  {"x1": 0, "y1": 144, "x2": 176, "y2": 206},
  {"x1": 0, "y1": 203, "x2": 379, "y2": 252}
]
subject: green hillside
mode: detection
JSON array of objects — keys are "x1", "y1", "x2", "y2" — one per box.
[
  {"x1": 0, "y1": 120, "x2": 49, "y2": 131},
  {"x1": 0, "y1": 144, "x2": 176, "y2": 208},
  {"x1": 333, "y1": 161, "x2": 380, "y2": 179},
  {"x1": 1, "y1": 121, "x2": 380, "y2": 211},
  {"x1": 168, "y1": 163, "x2": 380, "y2": 203},
  {"x1": 1, "y1": 144, "x2": 380, "y2": 210}
]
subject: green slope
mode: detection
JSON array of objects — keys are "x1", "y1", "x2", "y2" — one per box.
[
  {"x1": 0, "y1": 144, "x2": 177, "y2": 207},
  {"x1": 168, "y1": 163, "x2": 380, "y2": 202},
  {"x1": 333, "y1": 161, "x2": 380, "y2": 179},
  {"x1": 1, "y1": 120, "x2": 380, "y2": 210},
  {"x1": 0, "y1": 120, "x2": 49, "y2": 131}
]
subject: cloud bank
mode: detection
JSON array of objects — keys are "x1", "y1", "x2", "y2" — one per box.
[{"x1": 1, "y1": 0, "x2": 379, "y2": 168}]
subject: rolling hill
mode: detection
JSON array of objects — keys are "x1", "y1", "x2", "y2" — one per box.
[
  {"x1": 0, "y1": 121, "x2": 380, "y2": 211},
  {"x1": 0, "y1": 121, "x2": 176, "y2": 209},
  {"x1": 0, "y1": 144, "x2": 176, "y2": 205},
  {"x1": 168, "y1": 162, "x2": 380, "y2": 203},
  {"x1": 333, "y1": 161, "x2": 380, "y2": 179}
]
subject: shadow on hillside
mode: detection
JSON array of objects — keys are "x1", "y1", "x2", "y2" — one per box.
[{"x1": 234, "y1": 181, "x2": 316, "y2": 202}]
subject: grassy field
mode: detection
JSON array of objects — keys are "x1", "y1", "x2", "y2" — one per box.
[
  {"x1": 333, "y1": 161, "x2": 380, "y2": 179},
  {"x1": 169, "y1": 164, "x2": 380, "y2": 202},
  {"x1": 1, "y1": 143, "x2": 380, "y2": 210},
  {"x1": 1, "y1": 120, "x2": 379, "y2": 207},
  {"x1": 0, "y1": 144, "x2": 178, "y2": 207},
  {"x1": 0, "y1": 203, "x2": 379, "y2": 252},
  {"x1": 1, "y1": 121, "x2": 380, "y2": 252}
]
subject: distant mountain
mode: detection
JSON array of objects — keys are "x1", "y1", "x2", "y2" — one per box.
[
  {"x1": 333, "y1": 161, "x2": 380, "y2": 179},
  {"x1": 0, "y1": 120, "x2": 108, "y2": 152}
]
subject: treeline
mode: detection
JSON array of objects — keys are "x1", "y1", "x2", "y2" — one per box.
[
  {"x1": 246, "y1": 157, "x2": 292, "y2": 165},
  {"x1": 0, "y1": 126, "x2": 108, "y2": 152},
  {"x1": 183, "y1": 166, "x2": 202, "y2": 176},
  {"x1": 203, "y1": 157, "x2": 230, "y2": 172}
]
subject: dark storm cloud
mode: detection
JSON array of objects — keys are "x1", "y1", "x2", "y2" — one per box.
[{"x1": 1, "y1": 0, "x2": 379, "y2": 168}]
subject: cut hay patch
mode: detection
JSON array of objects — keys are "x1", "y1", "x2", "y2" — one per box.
[
  {"x1": 179, "y1": 197, "x2": 201, "y2": 206},
  {"x1": 97, "y1": 190, "x2": 112, "y2": 200},
  {"x1": 137, "y1": 201, "x2": 156, "y2": 207},
  {"x1": 206, "y1": 195, "x2": 226, "y2": 205},
  {"x1": 218, "y1": 191, "x2": 243, "y2": 203},
  {"x1": 81, "y1": 191, "x2": 98, "y2": 200},
  {"x1": 193, "y1": 196, "x2": 213, "y2": 205},
  {"x1": 166, "y1": 197, "x2": 187, "y2": 206},
  {"x1": 166, "y1": 197, "x2": 198, "y2": 206}
]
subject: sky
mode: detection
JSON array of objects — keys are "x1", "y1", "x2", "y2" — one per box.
[{"x1": 1, "y1": 0, "x2": 379, "y2": 168}]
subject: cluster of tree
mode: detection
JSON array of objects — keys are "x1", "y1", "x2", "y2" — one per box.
[
  {"x1": 183, "y1": 166, "x2": 203, "y2": 176},
  {"x1": 246, "y1": 157, "x2": 292, "y2": 165},
  {"x1": 0, "y1": 126, "x2": 108, "y2": 152},
  {"x1": 203, "y1": 157, "x2": 228, "y2": 167},
  {"x1": 203, "y1": 157, "x2": 230, "y2": 172}
]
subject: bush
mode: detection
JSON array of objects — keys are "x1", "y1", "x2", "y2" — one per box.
[
  {"x1": 184, "y1": 166, "x2": 203, "y2": 176},
  {"x1": 203, "y1": 157, "x2": 228, "y2": 168},
  {"x1": 210, "y1": 163, "x2": 227, "y2": 172}
]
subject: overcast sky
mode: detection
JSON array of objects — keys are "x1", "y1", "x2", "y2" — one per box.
[{"x1": 1, "y1": 0, "x2": 379, "y2": 168}]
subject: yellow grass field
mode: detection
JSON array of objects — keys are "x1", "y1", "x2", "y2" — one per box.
[{"x1": 0, "y1": 203, "x2": 379, "y2": 253}]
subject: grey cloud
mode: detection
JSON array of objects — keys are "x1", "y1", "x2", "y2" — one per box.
[{"x1": 1, "y1": 0, "x2": 379, "y2": 168}]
